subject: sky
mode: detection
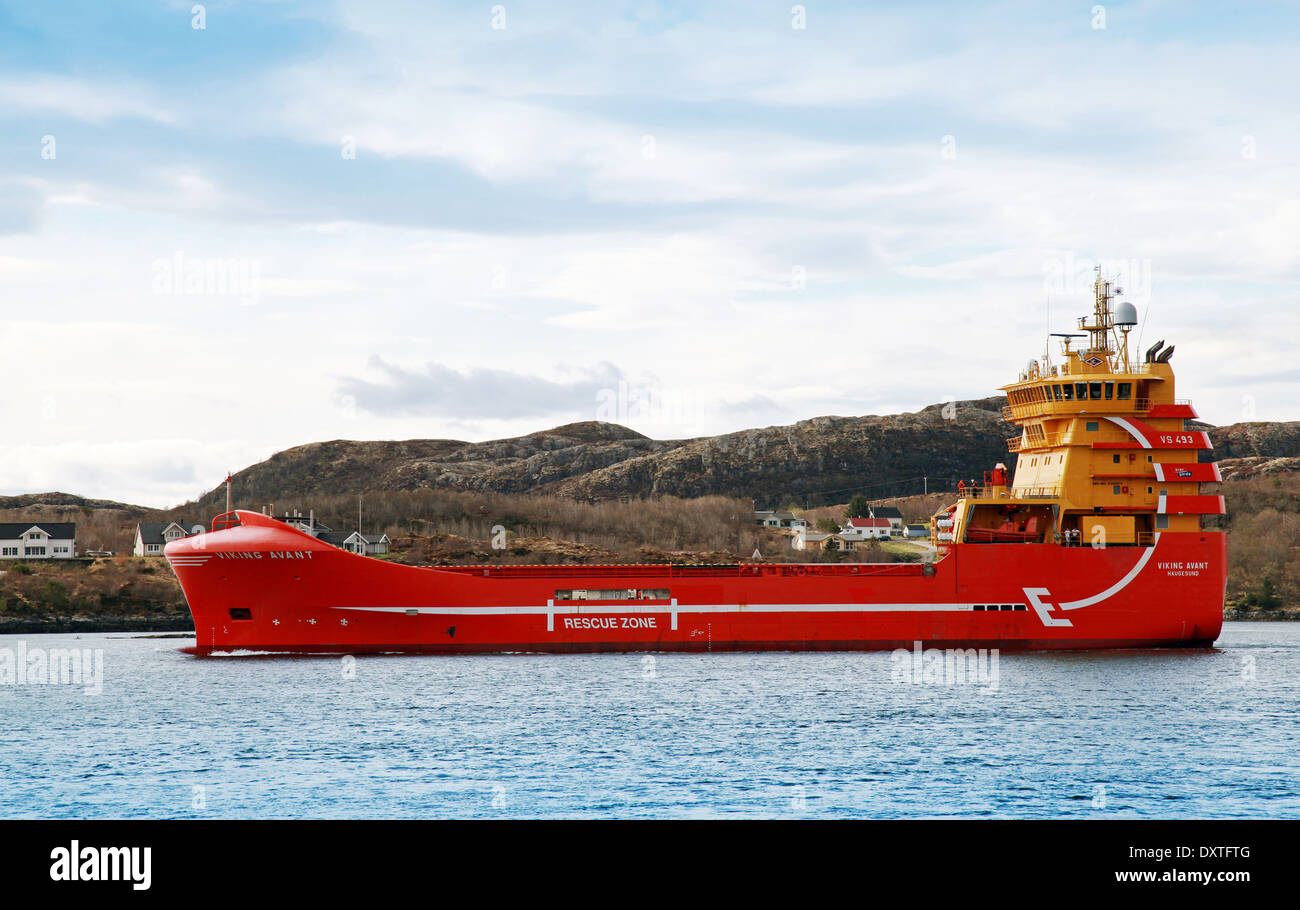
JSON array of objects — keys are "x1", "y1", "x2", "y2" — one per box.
[{"x1": 1, "y1": 0, "x2": 1297, "y2": 508}]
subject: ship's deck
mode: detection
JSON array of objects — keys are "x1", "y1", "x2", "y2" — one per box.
[{"x1": 423, "y1": 561, "x2": 936, "y2": 578}]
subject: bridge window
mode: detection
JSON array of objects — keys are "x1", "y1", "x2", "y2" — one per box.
[
  {"x1": 1104, "y1": 382, "x2": 1114, "y2": 400},
  {"x1": 1062, "y1": 384, "x2": 1073, "y2": 401},
  {"x1": 1089, "y1": 382, "x2": 1102, "y2": 400},
  {"x1": 1053, "y1": 385, "x2": 1062, "y2": 401},
  {"x1": 1075, "y1": 382, "x2": 1088, "y2": 400},
  {"x1": 1117, "y1": 383, "x2": 1132, "y2": 400}
]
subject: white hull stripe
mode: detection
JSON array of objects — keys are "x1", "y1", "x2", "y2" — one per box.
[
  {"x1": 1058, "y1": 534, "x2": 1160, "y2": 611},
  {"x1": 1103, "y1": 416, "x2": 1152, "y2": 448},
  {"x1": 1152, "y1": 463, "x2": 1165, "y2": 482},
  {"x1": 334, "y1": 603, "x2": 988, "y2": 616}
]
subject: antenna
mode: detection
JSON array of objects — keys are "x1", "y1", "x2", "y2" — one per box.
[
  {"x1": 1135, "y1": 292, "x2": 1153, "y2": 363},
  {"x1": 1044, "y1": 295, "x2": 1051, "y2": 370},
  {"x1": 1050, "y1": 332, "x2": 1085, "y2": 357}
]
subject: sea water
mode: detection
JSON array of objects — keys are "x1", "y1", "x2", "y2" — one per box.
[{"x1": 1, "y1": 623, "x2": 1296, "y2": 818}]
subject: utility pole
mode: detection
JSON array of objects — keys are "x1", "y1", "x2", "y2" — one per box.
[
  {"x1": 358, "y1": 494, "x2": 362, "y2": 534},
  {"x1": 924, "y1": 475, "x2": 928, "y2": 495}
]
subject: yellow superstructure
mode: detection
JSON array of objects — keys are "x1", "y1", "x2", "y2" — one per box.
[{"x1": 933, "y1": 270, "x2": 1224, "y2": 548}]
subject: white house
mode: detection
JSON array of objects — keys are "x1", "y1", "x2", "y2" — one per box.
[
  {"x1": 793, "y1": 530, "x2": 831, "y2": 551},
  {"x1": 754, "y1": 510, "x2": 808, "y2": 531},
  {"x1": 342, "y1": 532, "x2": 390, "y2": 556},
  {"x1": 0, "y1": 523, "x2": 77, "y2": 559},
  {"x1": 793, "y1": 530, "x2": 869, "y2": 552},
  {"x1": 133, "y1": 520, "x2": 204, "y2": 556},
  {"x1": 840, "y1": 517, "x2": 892, "y2": 540}
]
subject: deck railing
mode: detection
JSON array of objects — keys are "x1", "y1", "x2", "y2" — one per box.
[
  {"x1": 1007, "y1": 432, "x2": 1067, "y2": 452},
  {"x1": 1058, "y1": 531, "x2": 1159, "y2": 547},
  {"x1": 1011, "y1": 485, "x2": 1060, "y2": 499},
  {"x1": 1002, "y1": 397, "x2": 1155, "y2": 422},
  {"x1": 210, "y1": 511, "x2": 241, "y2": 532},
  {"x1": 956, "y1": 483, "x2": 1056, "y2": 500}
]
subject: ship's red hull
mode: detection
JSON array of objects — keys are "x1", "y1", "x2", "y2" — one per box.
[{"x1": 165, "y1": 511, "x2": 1225, "y2": 654}]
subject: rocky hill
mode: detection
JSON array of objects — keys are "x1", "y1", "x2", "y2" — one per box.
[
  {"x1": 1207, "y1": 421, "x2": 1300, "y2": 460},
  {"x1": 188, "y1": 397, "x2": 1020, "y2": 510},
  {"x1": 0, "y1": 492, "x2": 149, "y2": 516},
  {"x1": 1205, "y1": 422, "x2": 1300, "y2": 480},
  {"x1": 10, "y1": 403, "x2": 1298, "y2": 518},
  {"x1": 189, "y1": 421, "x2": 682, "y2": 507},
  {"x1": 175, "y1": 399, "x2": 1300, "y2": 511},
  {"x1": 548, "y1": 398, "x2": 1015, "y2": 502}
]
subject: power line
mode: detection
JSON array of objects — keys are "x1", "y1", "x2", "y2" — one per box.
[
  {"x1": 804, "y1": 476, "x2": 931, "y2": 498},
  {"x1": 767, "y1": 474, "x2": 959, "y2": 509}
]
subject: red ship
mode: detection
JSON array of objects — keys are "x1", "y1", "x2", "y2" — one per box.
[{"x1": 168, "y1": 274, "x2": 1226, "y2": 653}]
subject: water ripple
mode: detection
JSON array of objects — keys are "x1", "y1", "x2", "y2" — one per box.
[{"x1": 1, "y1": 622, "x2": 1297, "y2": 818}]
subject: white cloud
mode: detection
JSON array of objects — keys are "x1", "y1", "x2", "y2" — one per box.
[
  {"x1": 0, "y1": 439, "x2": 239, "y2": 509},
  {"x1": 3, "y1": 3, "x2": 1299, "y2": 506},
  {"x1": 0, "y1": 75, "x2": 175, "y2": 124}
]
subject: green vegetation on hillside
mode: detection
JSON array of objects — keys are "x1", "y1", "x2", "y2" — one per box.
[{"x1": 1213, "y1": 473, "x2": 1300, "y2": 612}]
